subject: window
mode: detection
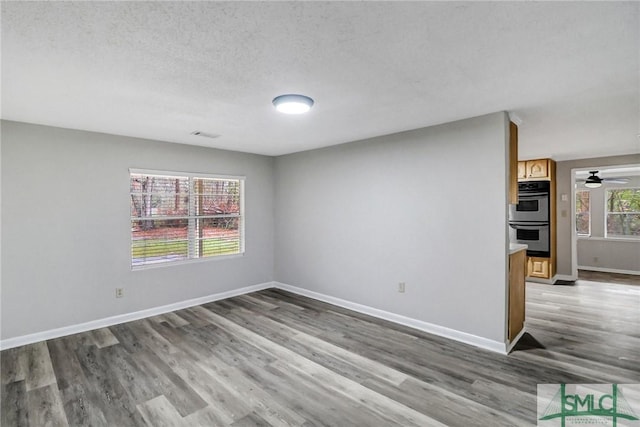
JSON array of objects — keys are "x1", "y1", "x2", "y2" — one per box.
[
  {"x1": 606, "y1": 188, "x2": 640, "y2": 239},
  {"x1": 575, "y1": 190, "x2": 590, "y2": 236},
  {"x1": 130, "y1": 170, "x2": 244, "y2": 268}
]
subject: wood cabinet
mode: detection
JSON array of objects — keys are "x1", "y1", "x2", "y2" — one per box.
[
  {"x1": 517, "y1": 157, "x2": 557, "y2": 280},
  {"x1": 527, "y1": 159, "x2": 549, "y2": 179},
  {"x1": 517, "y1": 161, "x2": 527, "y2": 180},
  {"x1": 509, "y1": 122, "x2": 519, "y2": 204},
  {"x1": 527, "y1": 256, "x2": 552, "y2": 279},
  {"x1": 508, "y1": 249, "x2": 526, "y2": 341},
  {"x1": 518, "y1": 159, "x2": 552, "y2": 181}
]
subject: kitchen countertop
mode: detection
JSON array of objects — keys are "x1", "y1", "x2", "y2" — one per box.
[{"x1": 509, "y1": 243, "x2": 528, "y2": 255}]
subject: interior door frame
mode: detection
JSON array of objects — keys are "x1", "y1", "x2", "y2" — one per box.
[{"x1": 570, "y1": 163, "x2": 640, "y2": 278}]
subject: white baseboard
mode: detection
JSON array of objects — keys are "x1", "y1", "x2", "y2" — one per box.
[
  {"x1": 0, "y1": 282, "x2": 275, "y2": 350},
  {"x1": 554, "y1": 274, "x2": 578, "y2": 282},
  {"x1": 273, "y1": 282, "x2": 507, "y2": 355},
  {"x1": 2, "y1": 280, "x2": 511, "y2": 355},
  {"x1": 577, "y1": 266, "x2": 640, "y2": 276},
  {"x1": 526, "y1": 277, "x2": 554, "y2": 285}
]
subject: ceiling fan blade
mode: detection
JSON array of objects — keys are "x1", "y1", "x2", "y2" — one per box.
[
  {"x1": 576, "y1": 178, "x2": 629, "y2": 184},
  {"x1": 604, "y1": 178, "x2": 629, "y2": 184}
]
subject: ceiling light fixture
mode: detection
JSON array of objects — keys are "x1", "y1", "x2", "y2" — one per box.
[
  {"x1": 191, "y1": 131, "x2": 220, "y2": 139},
  {"x1": 272, "y1": 94, "x2": 314, "y2": 114},
  {"x1": 584, "y1": 171, "x2": 603, "y2": 188}
]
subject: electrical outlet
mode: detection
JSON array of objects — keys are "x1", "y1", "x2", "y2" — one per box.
[
  {"x1": 398, "y1": 282, "x2": 406, "y2": 293},
  {"x1": 115, "y1": 288, "x2": 124, "y2": 298}
]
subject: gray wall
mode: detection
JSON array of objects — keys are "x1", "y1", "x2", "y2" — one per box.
[
  {"x1": 1, "y1": 120, "x2": 275, "y2": 340},
  {"x1": 577, "y1": 239, "x2": 640, "y2": 272},
  {"x1": 556, "y1": 154, "x2": 640, "y2": 276},
  {"x1": 274, "y1": 112, "x2": 510, "y2": 343}
]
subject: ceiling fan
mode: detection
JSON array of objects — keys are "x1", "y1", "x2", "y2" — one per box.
[{"x1": 577, "y1": 171, "x2": 629, "y2": 188}]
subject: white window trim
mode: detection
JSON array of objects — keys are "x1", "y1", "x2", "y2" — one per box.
[
  {"x1": 578, "y1": 236, "x2": 640, "y2": 243},
  {"x1": 604, "y1": 186, "x2": 640, "y2": 240},
  {"x1": 575, "y1": 189, "x2": 591, "y2": 237},
  {"x1": 130, "y1": 168, "x2": 245, "y2": 182},
  {"x1": 130, "y1": 168, "x2": 246, "y2": 270},
  {"x1": 131, "y1": 253, "x2": 245, "y2": 271}
]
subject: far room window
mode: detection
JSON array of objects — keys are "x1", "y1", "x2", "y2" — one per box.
[
  {"x1": 605, "y1": 188, "x2": 640, "y2": 239},
  {"x1": 575, "y1": 190, "x2": 590, "y2": 236},
  {"x1": 130, "y1": 170, "x2": 244, "y2": 268}
]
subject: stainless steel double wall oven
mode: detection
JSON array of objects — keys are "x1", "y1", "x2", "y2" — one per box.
[{"x1": 508, "y1": 181, "x2": 550, "y2": 257}]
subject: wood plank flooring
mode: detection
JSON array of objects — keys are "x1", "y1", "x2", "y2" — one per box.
[
  {"x1": 578, "y1": 269, "x2": 640, "y2": 286},
  {"x1": 2, "y1": 279, "x2": 639, "y2": 426}
]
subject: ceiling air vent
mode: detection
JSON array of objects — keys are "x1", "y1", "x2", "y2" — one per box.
[{"x1": 191, "y1": 131, "x2": 220, "y2": 139}]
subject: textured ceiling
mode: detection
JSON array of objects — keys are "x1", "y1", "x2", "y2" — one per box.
[{"x1": 2, "y1": 2, "x2": 639, "y2": 159}]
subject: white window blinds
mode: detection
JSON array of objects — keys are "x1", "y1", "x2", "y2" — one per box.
[{"x1": 130, "y1": 170, "x2": 244, "y2": 268}]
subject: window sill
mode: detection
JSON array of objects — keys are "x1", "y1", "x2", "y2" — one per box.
[
  {"x1": 577, "y1": 236, "x2": 640, "y2": 243},
  {"x1": 132, "y1": 252, "x2": 245, "y2": 271}
]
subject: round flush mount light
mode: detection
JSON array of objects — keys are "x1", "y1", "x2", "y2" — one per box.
[{"x1": 272, "y1": 94, "x2": 314, "y2": 114}]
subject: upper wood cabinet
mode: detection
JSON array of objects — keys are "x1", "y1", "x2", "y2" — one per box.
[
  {"x1": 518, "y1": 159, "x2": 552, "y2": 181},
  {"x1": 527, "y1": 159, "x2": 549, "y2": 179},
  {"x1": 517, "y1": 161, "x2": 527, "y2": 180}
]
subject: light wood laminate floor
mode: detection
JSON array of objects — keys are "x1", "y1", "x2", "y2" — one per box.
[{"x1": 2, "y1": 280, "x2": 639, "y2": 426}]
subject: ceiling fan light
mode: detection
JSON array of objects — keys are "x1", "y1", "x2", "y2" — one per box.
[
  {"x1": 272, "y1": 94, "x2": 314, "y2": 114},
  {"x1": 585, "y1": 171, "x2": 602, "y2": 188}
]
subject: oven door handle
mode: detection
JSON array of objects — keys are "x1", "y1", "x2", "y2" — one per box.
[
  {"x1": 518, "y1": 192, "x2": 548, "y2": 198},
  {"x1": 509, "y1": 222, "x2": 549, "y2": 229}
]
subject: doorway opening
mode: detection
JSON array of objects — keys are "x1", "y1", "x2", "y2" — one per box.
[{"x1": 570, "y1": 164, "x2": 640, "y2": 279}]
